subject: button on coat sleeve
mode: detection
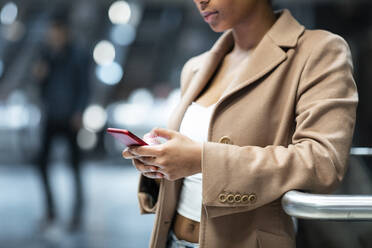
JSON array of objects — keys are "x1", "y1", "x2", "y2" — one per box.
[{"x1": 201, "y1": 33, "x2": 358, "y2": 219}]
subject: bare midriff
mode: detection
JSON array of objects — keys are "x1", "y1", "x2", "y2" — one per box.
[{"x1": 173, "y1": 213, "x2": 200, "y2": 243}]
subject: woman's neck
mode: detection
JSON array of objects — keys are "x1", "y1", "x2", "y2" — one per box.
[{"x1": 231, "y1": 5, "x2": 276, "y2": 54}]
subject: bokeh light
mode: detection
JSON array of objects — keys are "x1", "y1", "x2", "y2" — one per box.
[
  {"x1": 27, "y1": 105, "x2": 41, "y2": 128},
  {"x1": 93, "y1": 40, "x2": 116, "y2": 66},
  {"x1": 83, "y1": 105, "x2": 107, "y2": 132},
  {"x1": 95, "y1": 62, "x2": 123, "y2": 85},
  {"x1": 110, "y1": 89, "x2": 155, "y2": 127},
  {"x1": 0, "y1": 2, "x2": 18, "y2": 25},
  {"x1": 128, "y1": 88, "x2": 154, "y2": 106},
  {"x1": 166, "y1": 88, "x2": 181, "y2": 107},
  {"x1": 112, "y1": 103, "x2": 149, "y2": 126},
  {"x1": 0, "y1": 90, "x2": 40, "y2": 130},
  {"x1": 77, "y1": 128, "x2": 98, "y2": 150},
  {"x1": 2, "y1": 21, "x2": 25, "y2": 41},
  {"x1": 111, "y1": 24, "x2": 136, "y2": 46},
  {"x1": 7, "y1": 105, "x2": 29, "y2": 129},
  {"x1": 108, "y1": 1, "x2": 131, "y2": 24}
]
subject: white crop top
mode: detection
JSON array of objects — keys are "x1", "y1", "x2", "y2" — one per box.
[{"x1": 177, "y1": 101, "x2": 216, "y2": 222}]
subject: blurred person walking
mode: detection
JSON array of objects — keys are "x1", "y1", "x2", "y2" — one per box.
[{"x1": 33, "y1": 11, "x2": 90, "y2": 232}]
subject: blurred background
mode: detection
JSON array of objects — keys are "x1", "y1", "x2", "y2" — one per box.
[{"x1": 0, "y1": 0, "x2": 371, "y2": 247}]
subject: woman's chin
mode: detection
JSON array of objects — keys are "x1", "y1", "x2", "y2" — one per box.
[{"x1": 209, "y1": 24, "x2": 228, "y2": 33}]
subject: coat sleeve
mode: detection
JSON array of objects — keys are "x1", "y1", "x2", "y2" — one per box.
[
  {"x1": 137, "y1": 55, "x2": 202, "y2": 214},
  {"x1": 201, "y1": 33, "x2": 358, "y2": 218}
]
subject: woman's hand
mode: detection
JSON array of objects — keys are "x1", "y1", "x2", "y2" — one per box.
[{"x1": 122, "y1": 128, "x2": 203, "y2": 181}]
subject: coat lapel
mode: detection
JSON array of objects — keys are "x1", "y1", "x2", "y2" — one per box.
[
  {"x1": 221, "y1": 35, "x2": 287, "y2": 99},
  {"x1": 168, "y1": 9, "x2": 305, "y2": 131},
  {"x1": 168, "y1": 32, "x2": 234, "y2": 131},
  {"x1": 221, "y1": 9, "x2": 305, "y2": 100}
]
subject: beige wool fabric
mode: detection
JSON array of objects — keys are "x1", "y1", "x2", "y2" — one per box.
[{"x1": 137, "y1": 9, "x2": 358, "y2": 248}]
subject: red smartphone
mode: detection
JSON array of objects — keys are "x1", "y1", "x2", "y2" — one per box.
[{"x1": 107, "y1": 128, "x2": 148, "y2": 147}]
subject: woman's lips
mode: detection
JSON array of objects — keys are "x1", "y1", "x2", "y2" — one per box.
[{"x1": 202, "y1": 11, "x2": 218, "y2": 23}]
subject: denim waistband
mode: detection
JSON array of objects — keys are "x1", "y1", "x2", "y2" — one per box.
[{"x1": 167, "y1": 230, "x2": 200, "y2": 248}]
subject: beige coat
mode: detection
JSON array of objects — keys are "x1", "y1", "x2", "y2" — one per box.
[{"x1": 137, "y1": 9, "x2": 358, "y2": 248}]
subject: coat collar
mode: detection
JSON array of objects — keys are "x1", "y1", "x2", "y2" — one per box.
[
  {"x1": 168, "y1": 9, "x2": 305, "y2": 131},
  {"x1": 210, "y1": 9, "x2": 305, "y2": 54}
]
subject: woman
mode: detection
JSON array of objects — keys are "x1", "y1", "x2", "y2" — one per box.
[{"x1": 123, "y1": 0, "x2": 358, "y2": 247}]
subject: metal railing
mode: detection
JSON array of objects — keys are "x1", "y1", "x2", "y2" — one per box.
[
  {"x1": 282, "y1": 190, "x2": 372, "y2": 220},
  {"x1": 282, "y1": 148, "x2": 372, "y2": 220},
  {"x1": 350, "y1": 147, "x2": 372, "y2": 156}
]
